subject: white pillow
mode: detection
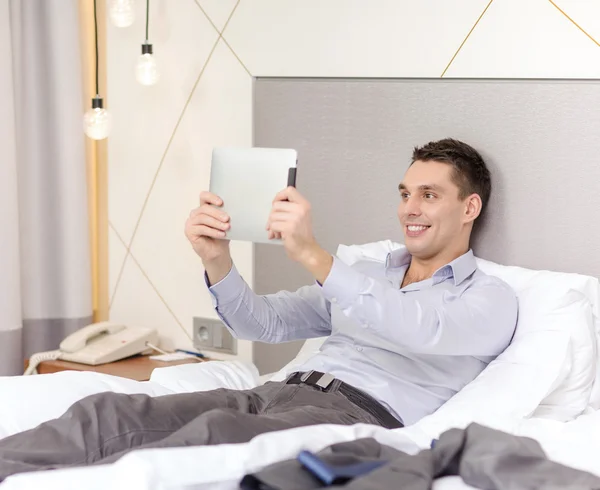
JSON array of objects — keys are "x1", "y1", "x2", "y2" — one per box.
[
  {"x1": 533, "y1": 292, "x2": 594, "y2": 420},
  {"x1": 476, "y1": 258, "x2": 598, "y2": 421},
  {"x1": 417, "y1": 288, "x2": 592, "y2": 437}
]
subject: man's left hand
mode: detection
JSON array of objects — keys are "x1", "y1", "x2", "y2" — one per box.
[
  {"x1": 266, "y1": 186, "x2": 317, "y2": 261},
  {"x1": 266, "y1": 187, "x2": 333, "y2": 282}
]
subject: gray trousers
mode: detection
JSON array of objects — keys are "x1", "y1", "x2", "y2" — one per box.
[{"x1": 0, "y1": 380, "x2": 383, "y2": 481}]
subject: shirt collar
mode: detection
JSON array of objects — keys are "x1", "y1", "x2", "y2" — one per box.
[{"x1": 385, "y1": 248, "x2": 477, "y2": 286}]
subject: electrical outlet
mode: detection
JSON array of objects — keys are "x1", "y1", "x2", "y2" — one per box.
[{"x1": 193, "y1": 317, "x2": 237, "y2": 355}]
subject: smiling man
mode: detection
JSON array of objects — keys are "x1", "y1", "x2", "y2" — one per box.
[{"x1": 0, "y1": 138, "x2": 517, "y2": 479}]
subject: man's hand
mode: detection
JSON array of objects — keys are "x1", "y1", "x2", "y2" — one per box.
[
  {"x1": 266, "y1": 187, "x2": 333, "y2": 283},
  {"x1": 184, "y1": 191, "x2": 232, "y2": 284}
]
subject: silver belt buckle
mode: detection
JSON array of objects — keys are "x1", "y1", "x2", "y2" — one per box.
[
  {"x1": 300, "y1": 371, "x2": 335, "y2": 391},
  {"x1": 316, "y1": 373, "x2": 335, "y2": 390}
]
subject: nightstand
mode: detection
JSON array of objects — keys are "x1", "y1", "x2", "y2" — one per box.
[{"x1": 26, "y1": 354, "x2": 205, "y2": 381}]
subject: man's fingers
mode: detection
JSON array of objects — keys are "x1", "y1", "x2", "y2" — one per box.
[
  {"x1": 189, "y1": 224, "x2": 227, "y2": 239},
  {"x1": 267, "y1": 229, "x2": 282, "y2": 240},
  {"x1": 200, "y1": 191, "x2": 223, "y2": 207},
  {"x1": 265, "y1": 210, "x2": 292, "y2": 231},
  {"x1": 193, "y1": 214, "x2": 230, "y2": 231},
  {"x1": 269, "y1": 221, "x2": 287, "y2": 234},
  {"x1": 273, "y1": 186, "x2": 306, "y2": 204},
  {"x1": 189, "y1": 206, "x2": 205, "y2": 219},
  {"x1": 272, "y1": 187, "x2": 292, "y2": 203},
  {"x1": 268, "y1": 211, "x2": 290, "y2": 223},
  {"x1": 190, "y1": 204, "x2": 229, "y2": 222},
  {"x1": 271, "y1": 201, "x2": 296, "y2": 213}
]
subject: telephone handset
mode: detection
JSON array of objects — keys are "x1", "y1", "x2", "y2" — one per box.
[
  {"x1": 24, "y1": 322, "x2": 159, "y2": 375},
  {"x1": 59, "y1": 321, "x2": 128, "y2": 353}
]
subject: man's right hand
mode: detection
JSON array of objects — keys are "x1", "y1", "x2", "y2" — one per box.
[{"x1": 185, "y1": 192, "x2": 232, "y2": 277}]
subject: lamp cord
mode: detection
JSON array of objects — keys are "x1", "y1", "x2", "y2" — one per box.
[
  {"x1": 93, "y1": 0, "x2": 99, "y2": 96},
  {"x1": 145, "y1": 0, "x2": 150, "y2": 42}
]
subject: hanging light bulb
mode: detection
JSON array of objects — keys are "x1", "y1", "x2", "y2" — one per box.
[
  {"x1": 135, "y1": 1, "x2": 159, "y2": 86},
  {"x1": 83, "y1": 96, "x2": 112, "y2": 140},
  {"x1": 84, "y1": 1, "x2": 112, "y2": 140},
  {"x1": 109, "y1": 0, "x2": 135, "y2": 27},
  {"x1": 135, "y1": 43, "x2": 159, "y2": 86}
]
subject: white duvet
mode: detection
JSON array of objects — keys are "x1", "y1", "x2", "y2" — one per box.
[{"x1": 1, "y1": 361, "x2": 599, "y2": 490}]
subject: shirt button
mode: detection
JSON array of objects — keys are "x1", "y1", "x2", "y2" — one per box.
[
  {"x1": 331, "y1": 297, "x2": 338, "y2": 303},
  {"x1": 355, "y1": 346, "x2": 363, "y2": 352}
]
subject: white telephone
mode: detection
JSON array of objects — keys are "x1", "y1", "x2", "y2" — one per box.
[{"x1": 24, "y1": 322, "x2": 159, "y2": 375}]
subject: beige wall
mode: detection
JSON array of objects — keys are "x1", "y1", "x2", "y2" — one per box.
[{"x1": 107, "y1": 0, "x2": 600, "y2": 361}]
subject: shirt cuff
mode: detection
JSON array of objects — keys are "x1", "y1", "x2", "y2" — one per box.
[
  {"x1": 206, "y1": 264, "x2": 246, "y2": 307},
  {"x1": 320, "y1": 256, "x2": 366, "y2": 310}
]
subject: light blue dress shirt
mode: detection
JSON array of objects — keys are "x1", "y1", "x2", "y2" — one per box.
[{"x1": 207, "y1": 246, "x2": 518, "y2": 425}]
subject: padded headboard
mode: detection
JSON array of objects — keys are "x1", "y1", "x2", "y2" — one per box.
[{"x1": 251, "y1": 78, "x2": 600, "y2": 374}]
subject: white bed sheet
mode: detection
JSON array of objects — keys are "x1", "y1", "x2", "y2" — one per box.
[
  {"x1": 0, "y1": 361, "x2": 259, "y2": 439},
  {"x1": 3, "y1": 413, "x2": 600, "y2": 490},
  {"x1": 1, "y1": 361, "x2": 599, "y2": 489}
]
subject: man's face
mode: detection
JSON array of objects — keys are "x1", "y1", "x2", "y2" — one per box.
[{"x1": 397, "y1": 160, "x2": 469, "y2": 260}]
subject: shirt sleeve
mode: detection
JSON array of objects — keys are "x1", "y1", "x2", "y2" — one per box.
[
  {"x1": 207, "y1": 264, "x2": 332, "y2": 343},
  {"x1": 320, "y1": 257, "x2": 517, "y2": 356}
]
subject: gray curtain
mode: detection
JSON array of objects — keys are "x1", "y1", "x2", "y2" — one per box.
[{"x1": 0, "y1": 0, "x2": 93, "y2": 375}]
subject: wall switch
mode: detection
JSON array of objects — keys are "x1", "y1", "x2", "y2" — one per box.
[{"x1": 192, "y1": 317, "x2": 237, "y2": 355}]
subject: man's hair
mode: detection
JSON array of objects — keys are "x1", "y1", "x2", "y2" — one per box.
[{"x1": 411, "y1": 138, "x2": 491, "y2": 214}]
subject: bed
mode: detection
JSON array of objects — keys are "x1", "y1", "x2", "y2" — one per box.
[
  {"x1": 3, "y1": 77, "x2": 600, "y2": 488},
  {"x1": 0, "y1": 240, "x2": 599, "y2": 488}
]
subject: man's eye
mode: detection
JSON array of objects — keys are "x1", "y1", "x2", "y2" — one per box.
[
  {"x1": 424, "y1": 193, "x2": 435, "y2": 199},
  {"x1": 401, "y1": 192, "x2": 409, "y2": 199}
]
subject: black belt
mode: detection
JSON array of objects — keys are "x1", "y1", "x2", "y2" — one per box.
[{"x1": 286, "y1": 371, "x2": 403, "y2": 429}]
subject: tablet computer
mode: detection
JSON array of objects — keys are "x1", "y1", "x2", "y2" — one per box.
[{"x1": 209, "y1": 147, "x2": 298, "y2": 244}]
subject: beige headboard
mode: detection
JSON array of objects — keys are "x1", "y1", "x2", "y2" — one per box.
[{"x1": 251, "y1": 78, "x2": 600, "y2": 373}]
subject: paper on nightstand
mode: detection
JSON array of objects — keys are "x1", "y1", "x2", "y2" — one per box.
[{"x1": 149, "y1": 353, "x2": 200, "y2": 362}]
